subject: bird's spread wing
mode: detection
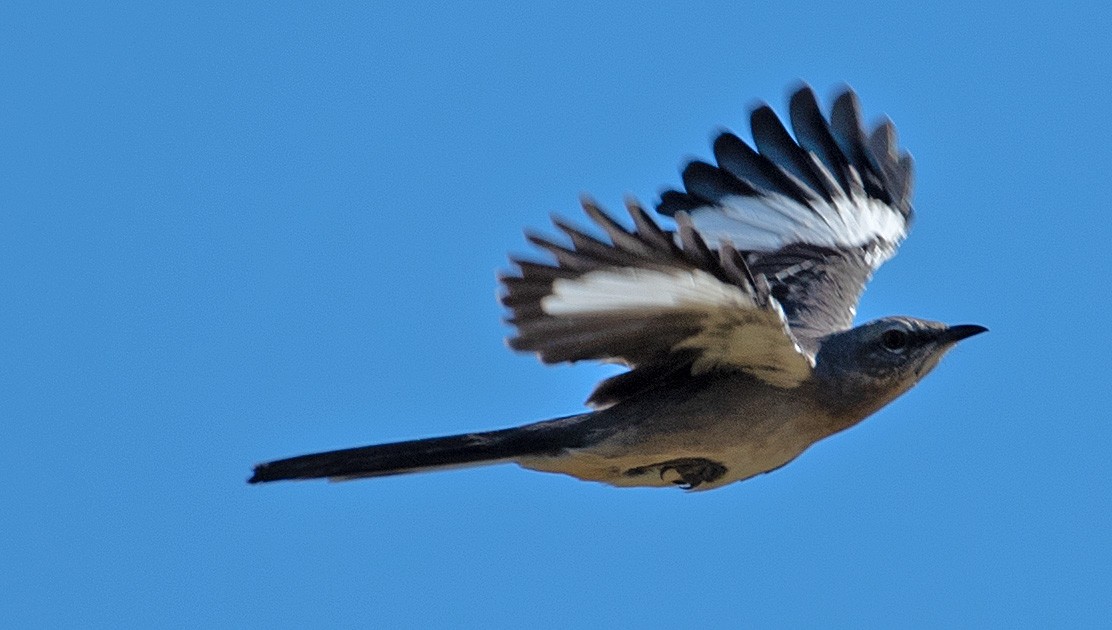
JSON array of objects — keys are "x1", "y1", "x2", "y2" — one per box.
[
  {"x1": 501, "y1": 85, "x2": 911, "y2": 407},
  {"x1": 501, "y1": 198, "x2": 814, "y2": 406},
  {"x1": 657, "y1": 85, "x2": 914, "y2": 345}
]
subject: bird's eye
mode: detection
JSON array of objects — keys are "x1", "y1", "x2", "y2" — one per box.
[{"x1": 881, "y1": 329, "x2": 909, "y2": 352}]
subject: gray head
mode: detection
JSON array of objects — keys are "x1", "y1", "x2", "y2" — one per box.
[{"x1": 814, "y1": 316, "x2": 987, "y2": 418}]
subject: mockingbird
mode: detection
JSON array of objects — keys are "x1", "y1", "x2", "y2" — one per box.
[{"x1": 249, "y1": 85, "x2": 985, "y2": 491}]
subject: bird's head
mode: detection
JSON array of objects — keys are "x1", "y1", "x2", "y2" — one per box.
[{"x1": 814, "y1": 316, "x2": 987, "y2": 418}]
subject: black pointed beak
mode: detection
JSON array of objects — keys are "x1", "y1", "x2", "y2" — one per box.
[{"x1": 939, "y1": 324, "x2": 988, "y2": 344}]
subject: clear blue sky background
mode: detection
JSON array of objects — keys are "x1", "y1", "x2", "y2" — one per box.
[{"x1": 3, "y1": 2, "x2": 1110, "y2": 627}]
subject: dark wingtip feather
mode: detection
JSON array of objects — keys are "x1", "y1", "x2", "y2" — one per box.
[
  {"x1": 661, "y1": 86, "x2": 913, "y2": 221},
  {"x1": 750, "y1": 103, "x2": 835, "y2": 202},
  {"x1": 788, "y1": 82, "x2": 818, "y2": 108},
  {"x1": 657, "y1": 189, "x2": 704, "y2": 216},
  {"x1": 865, "y1": 118, "x2": 913, "y2": 217},
  {"x1": 673, "y1": 212, "x2": 718, "y2": 272},
  {"x1": 788, "y1": 85, "x2": 851, "y2": 195},
  {"x1": 869, "y1": 119, "x2": 897, "y2": 160},
  {"x1": 681, "y1": 160, "x2": 759, "y2": 203},
  {"x1": 624, "y1": 197, "x2": 676, "y2": 251},
  {"x1": 831, "y1": 89, "x2": 862, "y2": 134},
  {"x1": 712, "y1": 131, "x2": 812, "y2": 204}
]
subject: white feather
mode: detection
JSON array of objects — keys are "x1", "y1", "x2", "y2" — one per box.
[
  {"x1": 540, "y1": 267, "x2": 814, "y2": 388},
  {"x1": 685, "y1": 192, "x2": 907, "y2": 268},
  {"x1": 541, "y1": 268, "x2": 754, "y2": 316}
]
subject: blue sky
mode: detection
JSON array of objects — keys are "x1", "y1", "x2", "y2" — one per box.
[{"x1": 3, "y1": 1, "x2": 1110, "y2": 627}]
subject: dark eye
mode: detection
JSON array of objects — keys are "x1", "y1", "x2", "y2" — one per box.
[{"x1": 881, "y1": 329, "x2": 909, "y2": 352}]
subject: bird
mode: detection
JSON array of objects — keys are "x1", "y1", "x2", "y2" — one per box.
[{"x1": 248, "y1": 84, "x2": 985, "y2": 491}]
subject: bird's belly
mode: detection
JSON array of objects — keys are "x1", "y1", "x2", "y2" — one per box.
[
  {"x1": 516, "y1": 425, "x2": 815, "y2": 490},
  {"x1": 516, "y1": 374, "x2": 833, "y2": 490}
]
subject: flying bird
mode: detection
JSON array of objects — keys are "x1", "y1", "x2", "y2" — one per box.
[{"x1": 249, "y1": 85, "x2": 985, "y2": 491}]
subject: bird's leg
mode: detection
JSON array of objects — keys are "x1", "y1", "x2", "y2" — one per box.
[{"x1": 624, "y1": 458, "x2": 727, "y2": 489}]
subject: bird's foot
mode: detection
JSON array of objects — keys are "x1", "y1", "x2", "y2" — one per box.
[{"x1": 624, "y1": 458, "x2": 727, "y2": 489}]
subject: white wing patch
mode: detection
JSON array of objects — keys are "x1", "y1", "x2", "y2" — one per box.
[
  {"x1": 540, "y1": 266, "x2": 813, "y2": 388},
  {"x1": 542, "y1": 268, "x2": 754, "y2": 316},
  {"x1": 686, "y1": 192, "x2": 907, "y2": 267}
]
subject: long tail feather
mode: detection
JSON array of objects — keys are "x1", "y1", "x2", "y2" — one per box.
[{"x1": 248, "y1": 422, "x2": 577, "y2": 483}]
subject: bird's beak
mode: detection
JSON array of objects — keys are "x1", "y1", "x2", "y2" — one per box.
[{"x1": 939, "y1": 324, "x2": 988, "y2": 344}]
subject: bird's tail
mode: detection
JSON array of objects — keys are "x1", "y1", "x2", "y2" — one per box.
[{"x1": 248, "y1": 418, "x2": 582, "y2": 484}]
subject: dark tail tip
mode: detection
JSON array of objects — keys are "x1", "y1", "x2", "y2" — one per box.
[
  {"x1": 246, "y1": 467, "x2": 271, "y2": 484},
  {"x1": 247, "y1": 453, "x2": 339, "y2": 484},
  {"x1": 248, "y1": 461, "x2": 292, "y2": 484}
]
